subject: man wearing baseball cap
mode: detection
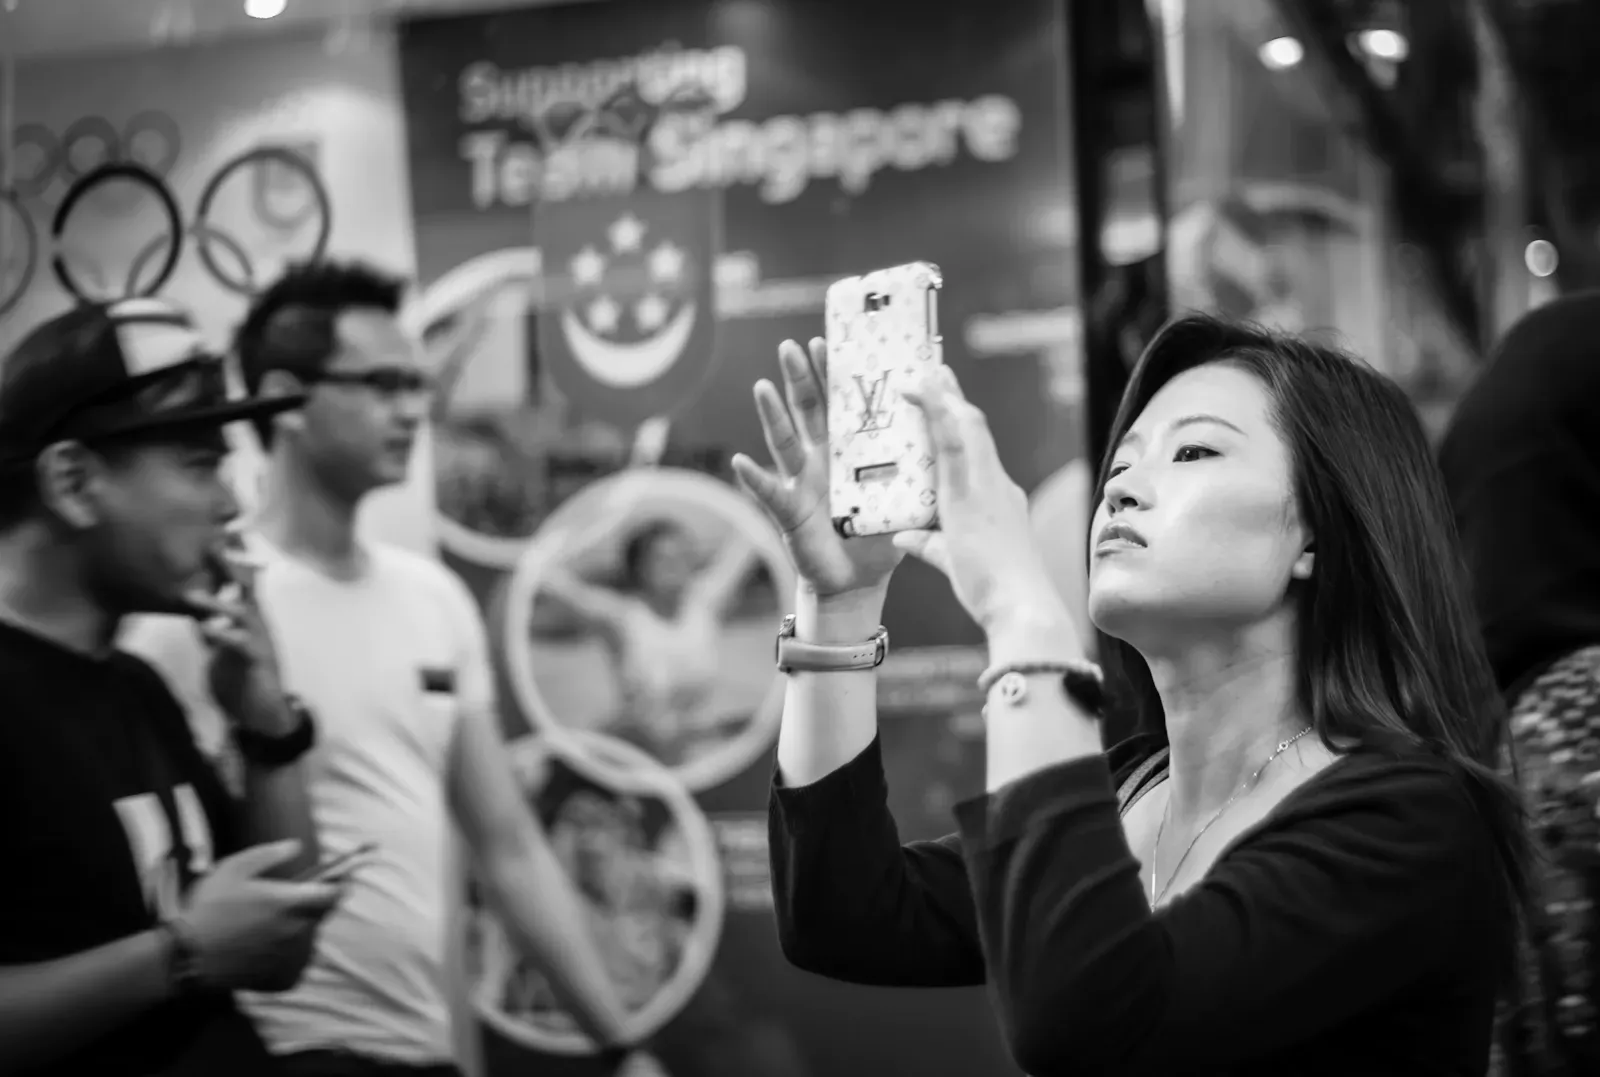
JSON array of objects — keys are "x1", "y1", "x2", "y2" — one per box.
[{"x1": 0, "y1": 299, "x2": 348, "y2": 1076}]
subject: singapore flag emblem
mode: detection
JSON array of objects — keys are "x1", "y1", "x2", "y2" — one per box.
[{"x1": 537, "y1": 188, "x2": 720, "y2": 424}]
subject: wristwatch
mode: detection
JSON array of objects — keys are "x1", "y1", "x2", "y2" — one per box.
[
  {"x1": 234, "y1": 693, "x2": 318, "y2": 768},
  {"x1": 774, "y1": 614, "x2": 889, "y2": 674}
]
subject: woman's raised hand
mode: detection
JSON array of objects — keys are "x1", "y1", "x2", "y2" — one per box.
[
  {"x1": 732, "y1": 338, "x2": 904, "y2": 600},
  {"x1": 896, "y1": 366, "x2": 1074, "y2": 645}
]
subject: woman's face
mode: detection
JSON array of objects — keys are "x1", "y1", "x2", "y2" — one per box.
[
  {"x1": 1087, "y1": 362, "x2": 1312, "y2": 647},
  {"x1": 640, "y1": 529, "x2": 696, "y2": 598}
]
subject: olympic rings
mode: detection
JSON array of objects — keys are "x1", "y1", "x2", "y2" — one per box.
[
  {"x1": 0, "y1": 189, "x2": 39, "y2": 318},
  {"x1": 249, "y1": 139, "x2": 323, "y2": 233},
  {"x1": 20, "y1": 131, "x2": 330, "y2": 304},
  {"x1": 57, "y1": 117, "x2": 120, "y2": 186},
  {"x1": 122, "y1": 111, "x2": 184, "y2": 180},
  {"x1": 123, "y1": 222, "x2": 252, "y2": 302},
  {"x1": 121, "y1": 144, "x2": 333, "y2": 298},
  {"x1": 194, "y1": 145, "x2": 332, "y2": 296},
  {"x1": 3, "y1": 112, "x2": 183, "y2": 201},
  {"x1": 7, "y1": 123, "x2": 61, "y2": 200},
  {"x1": 50, "y1": 162, "x2": 184, "y2": 302}
]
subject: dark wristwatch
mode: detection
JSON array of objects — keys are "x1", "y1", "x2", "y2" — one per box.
[{"x1": 234, "y1": 693, "x2": 317, "y2": 768}]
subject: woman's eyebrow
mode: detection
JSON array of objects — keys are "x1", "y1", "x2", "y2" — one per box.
[
  {"x1": 1170, "y1": 413, "x2": 1247, "y2": 437},
  {"x1": 1115, "y1": 413, "x2": 1246, "y2": 452}
]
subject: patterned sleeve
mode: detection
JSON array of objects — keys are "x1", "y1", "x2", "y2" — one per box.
[{"x1": 1497, "y1": 646, "x2": 1600, "y2": 1074}]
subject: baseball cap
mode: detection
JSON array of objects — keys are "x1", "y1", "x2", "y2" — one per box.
[{"x1": 0, "y1": 298, "x2": 305, "y2": 468}]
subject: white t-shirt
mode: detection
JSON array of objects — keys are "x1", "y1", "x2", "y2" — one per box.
[{"x1": 120, "y1": 539, "x2": 493, "y2": 1064}]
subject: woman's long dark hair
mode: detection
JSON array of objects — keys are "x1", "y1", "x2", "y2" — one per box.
[{"x1": 1094, "y1": 313, "x2": 1531, "y2": 946}]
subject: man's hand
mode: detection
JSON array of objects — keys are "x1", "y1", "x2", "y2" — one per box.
[
  {"x1": 184, "y1": 552, "x2": 292, "y2": 735},
  {"x1": 178, "y1": 840, "x2": 345, "y2": 992}
]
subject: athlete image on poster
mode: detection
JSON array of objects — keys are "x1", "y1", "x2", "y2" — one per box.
[
  {"x1": 539, "y1": 519, "x2": 763, "y2": 766},
  {"x1": 465, "y1": 732, "x2": 724, "y2": 1055},
  {"x1": 503, "y1": 469, "x2": 793, "y2": 791}
]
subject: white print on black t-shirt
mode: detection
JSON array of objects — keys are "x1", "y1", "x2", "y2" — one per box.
[{"x1": 112, "y1": 786, "x2": 214, "y2": 919}]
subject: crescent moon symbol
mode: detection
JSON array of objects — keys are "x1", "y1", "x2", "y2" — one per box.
[{"x1": 559, "y1": 301, "x2": 697, "y2": 389}]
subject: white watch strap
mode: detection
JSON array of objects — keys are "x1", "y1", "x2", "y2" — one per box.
[{"x1": 775, "y1": 614, "x2": 888, "y2": 673}]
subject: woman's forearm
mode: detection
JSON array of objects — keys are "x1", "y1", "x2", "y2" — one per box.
[
  {"x1": 774, "y1": 583, "x2": 888, "y2": 788},
  {"x1": 983, "y1": 608, "x2": 1103, "y2": 791}
]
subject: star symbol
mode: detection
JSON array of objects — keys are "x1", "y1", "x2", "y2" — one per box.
[
  {"x1": 586, "y1": 295, "x2": 620, "y2": 336},
  {"x1": 571, "y1": 246, "x2": 606, "y2": 287},
  {"x1": 635, "y1": 294, "x2": 669, "y2": 333},
  {"x1": 608, "y1": 214, "x2": 645, "y2": 254},
  {"x1": 648, "y1": 242, "x2": 684, "y2": 284}
]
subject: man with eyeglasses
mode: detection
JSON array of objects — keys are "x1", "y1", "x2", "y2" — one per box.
[{"x1": 123, "y1": 262, "x2": 637, "y2": 1077}]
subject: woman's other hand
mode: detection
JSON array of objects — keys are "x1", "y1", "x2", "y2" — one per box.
[
  {"x1": 897, "y1": 367, "x2": 1079, "y2": 652},
  {"x1": 732, "y1": 338, "x2": 903, "y2": 600}
]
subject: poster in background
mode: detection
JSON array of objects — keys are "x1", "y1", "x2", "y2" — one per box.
[
  {"x1": 399, "y1": 1, "x2": 1079, "y2": 1073},
  {"x1": 0, "y1": 27, "x2": 434, "y2": 553}
]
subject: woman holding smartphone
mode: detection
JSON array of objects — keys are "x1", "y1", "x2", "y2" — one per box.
[{"x1": 731, "y1": 314, "x2": 1528, "y2": 1076}]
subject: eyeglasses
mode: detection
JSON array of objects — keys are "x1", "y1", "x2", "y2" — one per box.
[{"x1": 305, "y1": 368, "x2": 433, "y2": 395}]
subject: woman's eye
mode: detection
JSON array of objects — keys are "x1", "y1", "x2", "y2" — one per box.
[
  {"x1": 1107, "y1": 463, "x2": 1129, "y2": 478},
  {"x1": 1173, "y1": 445, "x2": 1217, "y2": 463}
]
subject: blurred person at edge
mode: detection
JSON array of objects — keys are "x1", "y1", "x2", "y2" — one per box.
[
  {"x1": 0, "y1": 300, "x2": 345, "y2": 1076},
  {"x1": 734, "y1": 314, "x2": 1530, "y2": 1076},
  {"x1": 1439, "y1": 295, "x2": 1600, "y2": 1077},
  {"x1": 121, "y1": 261, "x2": 640, "y2": 1077}
]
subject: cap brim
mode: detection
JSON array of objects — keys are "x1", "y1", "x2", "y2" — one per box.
[{"x1": 98, "y1": 390, "x2": 308, "y2": 439}]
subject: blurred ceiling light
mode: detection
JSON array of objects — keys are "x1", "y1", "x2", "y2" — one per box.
[
  {"x1": 1258, "y1": 37, "x2": 1304, "y2": 71},
  {"x1": 1357, "y1": 28, "x2": 1409, "y2": 62},
  {"x1": 245, "y1": 0, "x2": 287, "y2": 19},
  {"x1": 1525, "y1": 239, "x2": 1558, "y2": 278}
]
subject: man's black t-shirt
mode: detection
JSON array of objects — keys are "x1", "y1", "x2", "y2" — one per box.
[{"x1": 0, "y1": 620, "x2": 276, "y2": 1076}]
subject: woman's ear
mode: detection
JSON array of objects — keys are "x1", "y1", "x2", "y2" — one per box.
[{"x1": 1291, "y1": 543, "x2": 1315, "y2": 581}]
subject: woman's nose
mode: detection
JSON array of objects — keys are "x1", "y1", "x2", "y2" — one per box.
[{"x1": 1101, "y1": 469, "x2": 1146, "y2": 513}]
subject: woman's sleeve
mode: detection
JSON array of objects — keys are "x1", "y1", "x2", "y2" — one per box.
[
  {"x1": 768, "y1": 735, "x2": 986, "y2": 987},
  {"x1": 953, "y1": 752, "x2": 1499, "y2": 1076}
]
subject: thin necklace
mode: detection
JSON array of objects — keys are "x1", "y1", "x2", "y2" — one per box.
[{"x1": 1147, "y1": 726, "x2": 1314, "y2": 907}]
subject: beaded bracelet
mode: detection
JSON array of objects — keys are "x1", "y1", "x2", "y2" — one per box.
[{"x1": 977, "y1": 659, "x2": 1106, "y2": 715}]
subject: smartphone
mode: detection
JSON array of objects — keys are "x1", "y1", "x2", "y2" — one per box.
[
  {"x1": 295, "y1": 842, "x2": 379, "y2": 884},
  {"x1": 825, "y1": 261, "x2": 944, "y2": 538}
]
